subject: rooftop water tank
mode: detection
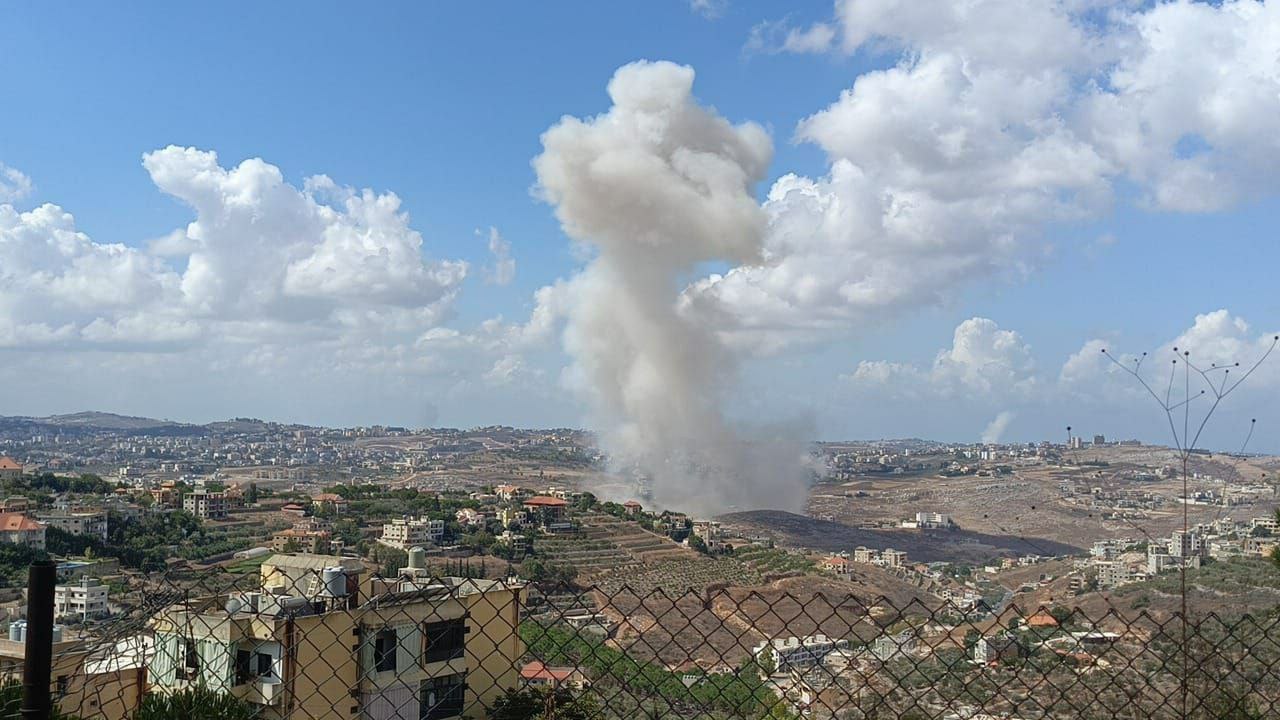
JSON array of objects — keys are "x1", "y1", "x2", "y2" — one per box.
[
  {"x1": 321, "y1": 567, "x2": 347, "y2": 597},
  {"x1": 8, "y1": 621, "x2": 25, "y2": 642},
  {"x1": 408, "y1": 547, "x2": 426, "y2": 570}
]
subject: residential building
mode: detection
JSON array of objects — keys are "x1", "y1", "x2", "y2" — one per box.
[
  {"x1": 311, "y1": 493, "x2": 349, "y2": 514},
  {"x1": 270, "y1": 528, "x2": 332, "y2": 554},
  {"x1": 754, "y1": 635, "x2": 850, "y2": 673},
  {"x1": 622, "y1": 500, "x2": 642, "y2": 516},
  {"x1": 912, "y1": 512, "x2": 953, "y2": 529},
  {"x1": 974, "y1": 633, "x2": 1023, "y2": 664},
  {"x1": 1251, "y1": 516, "x2": 1279, "y2": 533},
  {"x1": 880, "y1": 549, "x2": 907, "y2": 568},
  {"x1": 0, "y1": 497, "x2": 29, "y2": 513},
  {"x1": 852, "y1": 546, "x2": 878, "y2": 564},
  {"x1": 455, "y1": 509, "x2": 484, "y2": 528},
  {"x1": 0, "y1": 513, "x2": 45, "y2": 549},
  {"x1": 0, "y1": 626, "x2": 144, "y2": 720},
  {"x1": 55, "y1": 576, "x2": 110, "y2": 620},
  {"x1": 519, "y1": 661, "x2": 588, "y2": 690},
  {"x1": 145, "y1": 554, "x2": 525, "y2": 720},
  {"x1": 494, "y1": 484, "x2": 522, "y2": 502},
  {"x1": 1095, "y1": 561, "x2": 1133, "y2": 589},
  {"x1": 871, "y1": 632, "x2": 918, "y2": 662},
  {"x1": 1147, "y1": 546, "x2": 1178, "y2": 574},
  {"x1": 499, "y1": 531, "x2": 526, "y2": 555},
  {"x1": 496, "y1": 507, "x2": 526, "y2": 529},
  {"x1": 39, "y1": 510, "x2": 109, "y2": 543},
  {"x1": 183, "y1": 490, "x2": 229, "y2": 520},
  {"x1": 821, "y1": 556, "x2": 849, "y2": 574},
  {"x1": 379, "y1": 516, "x2": 445, "y2": 550},
  {"x1": 522, "y1": 496, "x2": 570, "y2": 528},
  {"x1": 1168, "y1": 530, "x2": 1205, "y2": 559},
  {"x1": 0, "y1": 457, "x2": 22, "y2": 481}
]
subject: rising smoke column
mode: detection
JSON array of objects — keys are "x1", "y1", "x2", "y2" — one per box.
[{"x1": 533, "y1": 60, "x2": 809, "y2": 515}]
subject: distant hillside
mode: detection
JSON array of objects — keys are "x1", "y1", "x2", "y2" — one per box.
[
  {"x1": 0, "y1": 411, "x2": 197, "y2": 437},
  {"x1": 719, "y1": 510, "x2": 1083, "y2": 564}
]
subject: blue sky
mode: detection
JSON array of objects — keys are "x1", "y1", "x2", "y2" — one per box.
[{"x1": 2, "y1": 1, "x2": 1278, "y2": 452}]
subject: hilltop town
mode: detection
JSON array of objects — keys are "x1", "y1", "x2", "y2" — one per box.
[{"x1": 0, "y1": 412, "x2": 1277, "y2": 717}]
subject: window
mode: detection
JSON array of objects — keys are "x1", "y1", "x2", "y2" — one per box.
[
  {"x1": 237, "y1": 647, "x2": 276, "y2": 685},
  {"x1": 374, "y1": 629, "x2": 398, "y2": 673},
  {"x1": 177, "y1": 638, "x2": 200, "y2": 681},
  {"x1": 420, "y1": 673, "x2": 465, "y2": 720},
  {"x1": 422, "y1": 619, "x2": 466, "y2": 664},
  {"x1": 235, "y1": 649, "x2": 252, "y2": 685}
]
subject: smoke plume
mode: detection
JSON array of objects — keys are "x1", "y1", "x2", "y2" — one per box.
[
  {"x1": 533, "y1": 60, "x2": 810, "y2": 515},
  {"x1": 981, "y1": 411, "x2": 1015, "y2": 444}
]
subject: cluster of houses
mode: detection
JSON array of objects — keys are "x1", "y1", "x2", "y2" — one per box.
[{"x1": 1086, "y1": 515, "x2": 1279, "y2": 589}]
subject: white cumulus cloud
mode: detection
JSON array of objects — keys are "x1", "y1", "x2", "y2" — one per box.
[
  {"x1": 704, "y1": 0, "x2": 1280, "y2": 350},
  {"x1": 845, "y1": 317, "x2": 1037, "y2": 399},
  {"x1": 0, "y1": 164, "x2": 33, "y2": 202}
]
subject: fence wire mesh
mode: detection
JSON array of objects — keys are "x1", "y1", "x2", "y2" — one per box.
[{"x1": 15, "y1": 555, "x2": 1280, "y2": 720}]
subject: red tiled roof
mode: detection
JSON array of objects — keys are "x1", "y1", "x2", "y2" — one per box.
[
  {"x1": 1027, "y1": 612, "x2": 1059, "y2": 627},
  {"x1": 523, "y1": 496, "x2": 569, "y2": 507},
  {"x1": 0, "y1": 458, "x2": 22, "y2": 471},
  {"x1": 623, "y1": 500, "x2": 642, "y2": 507},
  {"x1": 0, "y1": 513, "x2": 44, "y2": 532},
  {"x1": 520, "y1": 661, "x2": 576, "y2": 682}
]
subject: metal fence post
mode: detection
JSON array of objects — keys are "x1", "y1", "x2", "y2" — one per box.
[{"x1": 21, "y1": 560, "x2": 56, "y2": 720}]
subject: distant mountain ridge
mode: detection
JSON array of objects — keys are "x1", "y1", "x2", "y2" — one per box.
[
  {"x1": 0, "y1": 411, "x2": 274, "y2": 437},
  {"x1": 31, "y1": 411, "x2": 186, "y2": 430}
]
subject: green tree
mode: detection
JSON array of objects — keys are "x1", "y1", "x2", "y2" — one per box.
[
  {"x1": 487, "y1": 686, "x2": 600, "y2": 720},
  {"x1": 245, "y1": 483, "x2": 259, "y2": 504},
  {"x1": 133, "y1": 687, "x2": 256, "y2": 720}
]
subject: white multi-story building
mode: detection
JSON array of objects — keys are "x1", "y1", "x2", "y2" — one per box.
[
  {"x1": 852, "y1": 546, "x2": 878, "y2": 564},
  {"x1": 871, "y1": 631, "x2": 918, "y2": 662},
  {"x1": 1251, "y1": 516, "x2": 1279, "y2": 533},
  {"x1": 379, "y1": 516, "x2": 445, "y2": 550},
  {"x1": 754, "y1": 635, "x2": 850, "y2": 672},
  {"x1": 54, "y1": 576, "x2": 110, "y2": 620},
  {"x1": 39, "y1": 510, "x2": 108, "y2": 543}
]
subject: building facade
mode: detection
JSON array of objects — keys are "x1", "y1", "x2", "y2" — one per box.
[
  {"x1": 40, "y1": 510, "x2": 109, "y2": 543},
  {"x1": 55, "y1": 576, "x2": 110, "y2": 620},
  {"x1": 379, "y1": 517, "x2": 445, "y2": 550},
  {"x1": 146, "y1": 554, "x2": 524, "y2": 720},
  {"x1": 183, "y1": 490, "x2": 229, "y2": 519},
  {"x1": 0, "y1": 513, "x2": 46, "y2": 549}
]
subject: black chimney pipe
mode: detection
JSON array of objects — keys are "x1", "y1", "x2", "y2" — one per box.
[{"x1": 21, "y1": 560, "x2": 56, "y2": 720}]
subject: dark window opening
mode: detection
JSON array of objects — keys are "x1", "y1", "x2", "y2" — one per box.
[
  {"x1": 236, "y1": 649, "x2": 276, "y2": 685},
  {"x1": 374, "y1": 629, "x2": 398, "y2": 673},
  {"x1": 177, "y1": 638, "x2": 200, "y2": 681},
  {"x1": 423, "y1": 619, "x2": 466, "y2": 664},
  {"x1": 235, "y1": 649, "x2": 252, "y2": 685},
  {"x1": 421, "y1": 673, "x2": 466, "y2": 720}
]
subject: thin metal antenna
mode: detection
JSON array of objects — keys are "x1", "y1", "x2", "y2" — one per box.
[{"x1": 1100, "y1": 333, "x2": 1278, "y2": 720}]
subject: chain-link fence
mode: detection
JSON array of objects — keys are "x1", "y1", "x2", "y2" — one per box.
[{"x1": 6, "y1": 554, "x2": 1277, "y2": 720}]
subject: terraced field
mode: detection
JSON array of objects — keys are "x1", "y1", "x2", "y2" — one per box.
[{"x1": 534, "y1": 513, "x2": 700, "y2": 581}]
